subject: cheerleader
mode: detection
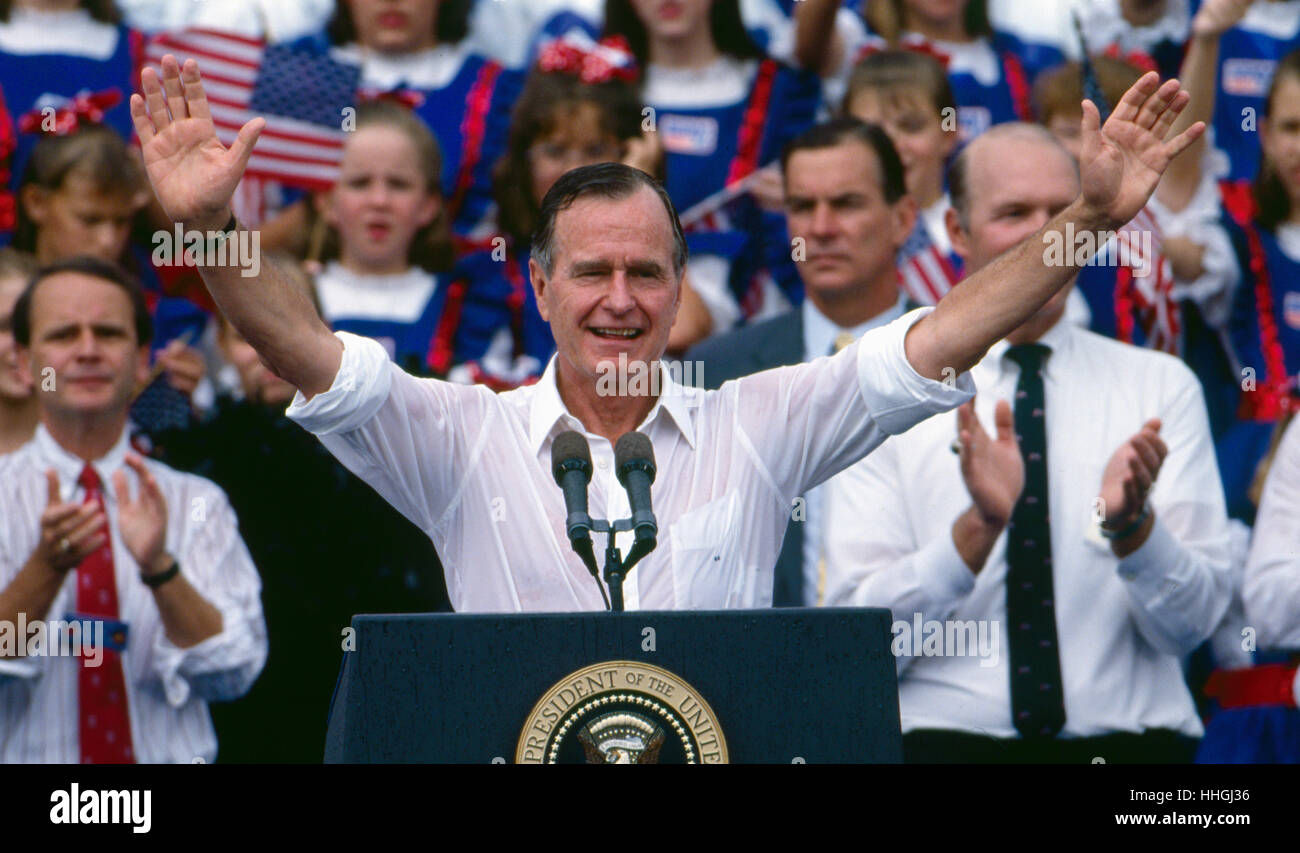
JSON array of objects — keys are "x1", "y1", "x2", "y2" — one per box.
[
  {"x1": 1063, "y1": 0, "x2": 1192, "y2": 81},
  {"x1": 796, "y1": 0, "x2": 1063, "y2": 141},
  {"x1": 841, "y1": 49, "x2": 962, "y2": 304},
  {"x1": 303, "y1": 99, "x2": 510, "y2": 376},
  {"x1": 603, "y1": 0, "x2": 822, "y2": 322},
  {"x1": 314, "y1": 0, "x2": 522, "y2": 237},
  {"x1": 0, "y1": 0, "x2": 142, "y2": 191}
]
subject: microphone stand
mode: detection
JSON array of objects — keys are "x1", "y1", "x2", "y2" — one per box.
[{"x1": 587, "y1": 518, "x2": 654, "y2": 612}]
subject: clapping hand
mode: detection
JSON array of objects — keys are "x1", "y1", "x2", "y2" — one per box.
[
  {"x1": 956, "y1": 398, "x2": 1024, "y2": 529},
  {"x1": 1098, "y1": 418, "x2": 1167, "y2": 529}
]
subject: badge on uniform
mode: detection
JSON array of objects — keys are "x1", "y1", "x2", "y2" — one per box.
[
  {"x1": 1284, "y1": 291, "x2": 1300, "y2": 331},
  {"x1": 1222, "y1": 59, "x2": 1275, "y2": 98},
  {"x1": 659, "y1": 115, "x2": 719, "y2": 156}
]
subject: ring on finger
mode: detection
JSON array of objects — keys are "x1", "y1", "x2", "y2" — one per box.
[{"x1": 58, "y1": 537, "x2": 72, "y2": 555}]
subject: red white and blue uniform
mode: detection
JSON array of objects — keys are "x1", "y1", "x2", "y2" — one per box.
[
  {"x1": 287, "y1": 33, "x2": 523, "y2": 238},
  {"x1": 0, "y1": 7, "x2": 143, "y2": 191},
  {"x1": 314, "y1": 261, "x2": 519, "y2": 382},
  {"x1": 645, "y1": 56, "x2": 821, "y2": 319},
  {"x1": 1201, "y1": 0, "x2": 1300, "y2": 182}
]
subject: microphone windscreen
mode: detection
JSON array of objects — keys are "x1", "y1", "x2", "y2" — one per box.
[
  {"x1": 552, "y1": 430, "x2": 593, "y2": 484},
  {"x1": 615, "y1": 431, "x2": 656, "y2": 483}
]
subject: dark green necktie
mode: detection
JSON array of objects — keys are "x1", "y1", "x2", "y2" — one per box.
[{"x1": 1004, "y1": 343, "x2": 1066, "y2": 739}]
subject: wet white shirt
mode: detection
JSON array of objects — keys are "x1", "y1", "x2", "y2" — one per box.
[{"x1": 286, "y1": 307, "x2": 974, "y2": 612}]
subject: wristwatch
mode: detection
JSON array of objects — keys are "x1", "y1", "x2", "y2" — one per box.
[{"x1": 142, "y1": 556, "x2": 181, "y2": 589}]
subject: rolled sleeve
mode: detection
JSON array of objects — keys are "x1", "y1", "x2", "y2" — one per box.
[
  {"x1": 151, "y1": 490, "x2": 268, "y2": 707},
  {"x1": 287, "y1": 331, "x2": 393, "y2": 436},
  {"x1": 856, "y1": 307, "x2": 976, "y2": 435}
]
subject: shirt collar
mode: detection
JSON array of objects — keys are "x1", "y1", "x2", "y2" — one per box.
[
  {"x1": 527, "y1": 356, "x2": 699, "y2": 456},
  {"x1": 985, "y1": 314, "x2": 1075, "y2": 381},
  {"x1": 32, "y1": 423, "x2": 131, "y2": 502},
  {"x1": 802, "y1": 293, "x2": 908, "y2": 362}
]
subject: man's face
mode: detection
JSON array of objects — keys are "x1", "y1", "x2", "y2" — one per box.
[
  {"x1": 947, "y1": 134, "x2": 1079, "y2": 331},
  {"x1": 529, "y1": 187, "x2": 681, "y2": 388},
  {"x1": 23, "y1": 175, "x2": 141, "y2": 265},
  {"x1": 0, "y1": 276, "x2": 33, "y2": 402},
  {"x1": 18, "y1": 272, "x2": 149, "y2": 421},
  {"x1": 346, "y1": 0, "x2": 438, "y2": 53},
  {"x1": 784, "y1": 141, "x2": 913, "y2": 303}
]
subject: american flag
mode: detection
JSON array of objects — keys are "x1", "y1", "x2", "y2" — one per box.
[
  {"x1": 897, "y1": 217, "x2": 961, "y2": 306},
  {"x1": 145, "y1": 29, "x2": 359, "y2": 190}
]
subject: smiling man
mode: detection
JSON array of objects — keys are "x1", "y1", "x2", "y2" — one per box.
[
  {"x1": 0, "y1": 256, "x2": 266, "y2": 763},
  {"x1": 129, "y1": 53, "x2": 1202, "y2": 612}
]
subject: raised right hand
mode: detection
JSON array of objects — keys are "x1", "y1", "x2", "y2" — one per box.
[
  {"x1": 956, "y1": 398, "x2": 1024, "y2": 529},
  {"x1": 35, "y1": 470, "x2": 107, "y2": 573},
  {"x1": 130, "y1": 54, "x2": 265, "y2": 232}
]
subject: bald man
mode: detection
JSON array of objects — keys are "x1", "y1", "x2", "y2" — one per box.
[{"x1": 823, "y1": 124, "x2": 1233, "y2": 763}]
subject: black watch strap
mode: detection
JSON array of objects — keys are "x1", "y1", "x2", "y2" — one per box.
[{"x1": 142, "y1": 558, "x2": 181, "y2": 589}]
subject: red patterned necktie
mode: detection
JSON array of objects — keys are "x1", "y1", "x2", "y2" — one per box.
[{"x1": 76, "y1": 464, "x2": 135, "y2": 764}]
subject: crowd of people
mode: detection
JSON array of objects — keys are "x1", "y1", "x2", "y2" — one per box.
[{"x1": 0, "y1": 0, "x2": 1296, "y2": 763}]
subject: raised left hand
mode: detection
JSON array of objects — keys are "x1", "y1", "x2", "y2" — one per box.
[
  {"x1": 1098, "y1": 418, "x2": 1167, "y2": 527},
  {"x1": 113, "y1": 453, "x2": 170, "y2": 572},
  {"x1": 1079, "y1": 73, "x2": 1205, "y2": 228},
  {"x1": 157, "y1": 340, "x2": 206, "y2": 397}
]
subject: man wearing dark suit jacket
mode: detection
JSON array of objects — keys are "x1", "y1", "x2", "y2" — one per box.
[{"x1": 687, "y1": 118, "x2": 920, "y2": 606}]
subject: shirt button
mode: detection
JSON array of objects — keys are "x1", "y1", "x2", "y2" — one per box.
[{"x1": 597, "y1": 460, "x2": 608, "y2": 470}]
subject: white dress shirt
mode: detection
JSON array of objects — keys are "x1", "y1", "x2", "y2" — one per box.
[
  {"x1": 285, "y1": 307, "x2": 974, "y2": 612},
  {"x1": 0, "y1": 426, "x2": 267, "y2": 763},
  {"x1": 824, "y1": 319, "x2": 1234, "y2": 738},
  {"x1": 798, "y1": 295, "x2": 908, "y2": 605},
  {"x1": 1243, "y1": 417, "x2": 1300, "y2": 650}
]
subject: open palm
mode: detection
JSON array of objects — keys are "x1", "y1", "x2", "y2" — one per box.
[
  {"x1": 130, "y1": 54, "x2": 265, "y2": 232},
  {"x1": 1079, "y1": 73, "x2": 1204, "y2": 227}
]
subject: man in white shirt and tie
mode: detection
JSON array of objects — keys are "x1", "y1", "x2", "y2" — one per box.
[
  {"x1": 823, "y1": 123, "x2": 1234, "y2": 763},
  {"x1": 0, "y1": 256, "x2": 266, "y2": 763},
  {"x1": 129, "y1": 54, "x2": 1202, "y2": 613}
]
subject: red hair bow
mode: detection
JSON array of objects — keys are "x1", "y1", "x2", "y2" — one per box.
[
  {"x1": 1101, "y1": 44, "x2": 1159, "y2": 76},
  {"x1": 17, "y1": 88, "x2": 122, "y2": 136},
  {"x1": 856, "y1": 38, "x2": 952, "y2": 70},
  {"x1": 537, "y1": 35, "x2": 639, "y2": 84}
]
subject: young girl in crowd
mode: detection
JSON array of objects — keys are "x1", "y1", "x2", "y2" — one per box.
[
  {"x1": 304, "y1": 98, "x2": 511, "y2": 376},
  {"x1": 797, "y1": 0, "x2": 1062, "y2": 141},
  {"x1": 841, "y1": 49, "x2": 961, "y2": 304},
  {"x1": 456, "y1": 36, "x2": 711, "y2": 386},
  {"x1": 603, "y1": 0, "x2": 822, "y2": 323},
  {"x1": 317, "y1": 0, "x2": 521, "y2": 237},
  {"x1": 14, "y1": 126, "x2": 209, "y2": 428},
  {"x1": 0, "y1": 246, "x2": 37, "y2": 453},
  {"x1": 0, "y1": 0, "x2": 142, "y2": 191}
]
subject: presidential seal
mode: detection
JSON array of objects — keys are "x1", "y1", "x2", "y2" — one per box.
[{"x1": 515, "y1": 661, "x2": 728, "y2": 764}]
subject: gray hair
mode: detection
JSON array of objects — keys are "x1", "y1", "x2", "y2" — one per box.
[{"x1": 531, "y1": 162, "x2": 688, "y2": 278}]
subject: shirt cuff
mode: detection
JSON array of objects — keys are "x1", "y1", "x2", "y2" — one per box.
[
  {"x1": 0, "y1": 656, "x2": 40, "y2": 684},
  {"x1": 151, "y1": 602, "x2": 267, "y2": 707},
  {"x1": 1114, "y1": 513, "x2": 1179, "y2": 590},
  {"x1": 286, "y1": 331, "x2": 393, "y2": 436},
  {"x1": 911, "y1": 526, "x2": 978, "y2": 606},
  {"x1": 856, "y1": 307, "x2": 976, "y2": 435}
]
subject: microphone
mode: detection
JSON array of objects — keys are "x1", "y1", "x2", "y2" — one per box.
[
  {"x1": 615, "y1": 431, "x2": 657, "y2": 556},
  {"x1": 551, "y1": 430, "x2": 594, "y2": 547}
]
